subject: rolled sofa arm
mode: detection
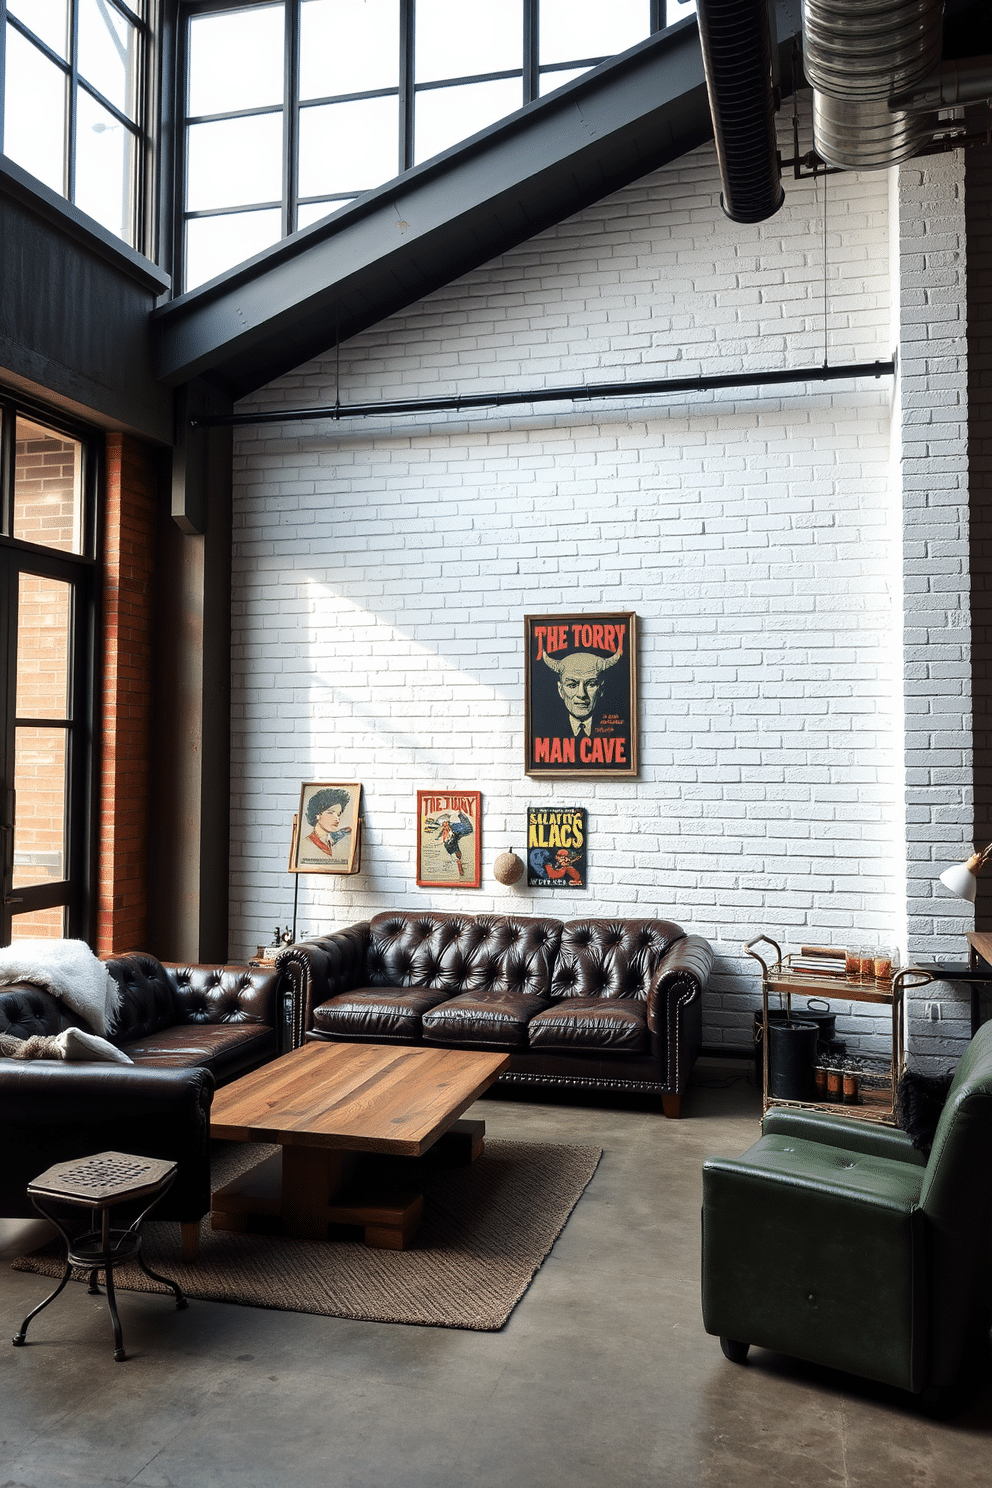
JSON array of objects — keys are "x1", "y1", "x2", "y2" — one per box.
[
  {"x1": 0, "y1": 1063, "x2": 215, "y2": 1224},
  {"x1": 0, "y1": 983, "x2": 84, "y2": 1038},
  {"x1": 277, "y1": 922, "x2": 372, "y2": 1048},
  {"x1": 646, "y1": 934, "x2": 713, "y2": 1101}
]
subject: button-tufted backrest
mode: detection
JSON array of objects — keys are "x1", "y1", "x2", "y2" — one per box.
[
  {"x1": 551, "y1": 919, "x2": 685, "y2": 1001},
  {"x1": 105, "y1": 955, "x2": 280, "y2": 1043},
  {"x1": 167, "y1": 964, "x2": 277, "y2": 1025},
  {"x1": 104, "y1": 953, "x2": 177, "y2": 1042},
  {"x1": 367, "y1": 911, "x2": 563, "y2": 999}
]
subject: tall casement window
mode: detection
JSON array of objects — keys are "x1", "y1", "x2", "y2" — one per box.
[
  {"x1": 178, "y1": 0, "x2": 697, "y2": 292},
  {"x1": 0, "y1": 400, "x2": 98, "y2": 944},
  {"x1": 0, "y1": 0, "x2": 154, "y2": 252}
]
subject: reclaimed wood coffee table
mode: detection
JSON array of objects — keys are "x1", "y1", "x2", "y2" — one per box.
[{"x1": 209, "y1": 1041, "x2": 509, "y2": 1249}]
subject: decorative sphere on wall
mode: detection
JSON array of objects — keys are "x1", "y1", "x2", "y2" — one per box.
[{"x1": 493, "y1": 848, "x2": 524, "y2": 886}]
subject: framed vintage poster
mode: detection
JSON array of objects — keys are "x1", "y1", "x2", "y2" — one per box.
[
  {"x1": 527, "y1": 806, "x2": 587, "y2": 889},
  {"x1": 290, "y1": 783, "x2": 363, "y2": 874},
  {"x1": 524, "y1": 613, "x2": 637, "y2": 778},
  {"x1": 416, "y1": 790, "x2": 482, "y2": 888}
]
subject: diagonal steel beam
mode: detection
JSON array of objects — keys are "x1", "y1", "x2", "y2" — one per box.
[{"x1": 152, "y1": 7, "x2": 802, "y2": 400}]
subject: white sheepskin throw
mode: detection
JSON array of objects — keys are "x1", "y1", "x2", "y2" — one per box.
[{"x1": 0, "y1": 939, "x2": 120, "y2": 1038}]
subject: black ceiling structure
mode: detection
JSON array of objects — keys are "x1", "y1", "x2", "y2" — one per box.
[{"x1": 152, "y1": 4, "x2": 804, "y2": 401}]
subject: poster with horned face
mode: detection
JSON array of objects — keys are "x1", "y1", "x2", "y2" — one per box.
[{"x1": 524, "y1": 613, "x2": 638, "y2": 778}]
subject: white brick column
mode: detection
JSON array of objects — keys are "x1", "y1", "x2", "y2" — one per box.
[{"x1": 896, "y1": 152, "x2": 973, "y2": 1065}]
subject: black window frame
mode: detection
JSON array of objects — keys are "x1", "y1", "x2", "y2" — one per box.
[
  {"x1": 173, "y1": 0, "x2": 683, "y2": 294},
  {"x1": 0, "y1": 0, "x2": 158, "y2": 258},
  {"x1": 0, "y1": 392, "x2": 101, "y2": 947}
]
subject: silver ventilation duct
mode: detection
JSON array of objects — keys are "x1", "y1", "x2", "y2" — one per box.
[{"x1": 802, "y1": 0, "x2": 944, "y2": 169}]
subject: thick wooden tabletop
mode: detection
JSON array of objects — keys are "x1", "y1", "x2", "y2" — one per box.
[{"x1": 209, "y1": 1041, "x2": 510, "y2": 1156}]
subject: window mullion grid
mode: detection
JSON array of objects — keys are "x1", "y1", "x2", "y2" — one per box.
[
  {"x1": 176, "y1": 6, "x2": 192, "y2": 290},
  {"x1": 67, "y1": 0, "x2": 80, "y2": 203},
  {"x1": 136, "y1": 0, "x2": 155, "y2": 257},
  {"x1": 399, "y1": 0, "x2": 414, "y2": 173},
  {"x1": 651, "y1": 0, "x2": 665, "y2": 31},
  {"x1": 523, "y1": 0, "x2": 538, "y2": 104},
  {"x1": 285, "y1": 0, "x2": 299, "y2": 236},
  {"x1": 77, "y1": 76, "x2": 143, "y2": 135},
  {"x1": 185, "y1": 200, "x2": 282, "y2": 218}
]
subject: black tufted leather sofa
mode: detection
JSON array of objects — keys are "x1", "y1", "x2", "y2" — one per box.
[
  {"x1": 279, "y1": 911, "x2": 712, "y2": 1116},
  {"x1": 0, "y1": 953, "x2": 282, "y2": 1255}
]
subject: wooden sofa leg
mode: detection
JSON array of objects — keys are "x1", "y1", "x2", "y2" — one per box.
[
  {"x1": 181, "y1": 1222, "x2": 200, "y2": 1262},
  {"x1": 661, "y1": 1093, "x2": 682, "y2": 1119}
]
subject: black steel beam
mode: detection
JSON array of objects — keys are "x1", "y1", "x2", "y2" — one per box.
[{"x1": 152, "y1": 6, "x2": 802, "y2": 401}]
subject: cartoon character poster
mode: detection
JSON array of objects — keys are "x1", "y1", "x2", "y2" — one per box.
[
  {"x1": 417, "y1": 790, "x2": 482, "y2": 889},
  {"x1": 524, "y1": 613, "x2": 637, "y2": 777},
  {"x1": 527, "y1": 807, "x2": 587, "y2": 890}
]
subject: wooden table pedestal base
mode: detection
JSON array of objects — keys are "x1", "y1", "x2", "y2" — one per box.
[{"x1": 211, "y1": 1117, "x2": 485, "y2": 1250}]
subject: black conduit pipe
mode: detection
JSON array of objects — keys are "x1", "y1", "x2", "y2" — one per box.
[
  {"x1": 191, "y1": 361, "x2": 896, "y2": 429},
  {"x1": 696, "y1": 0, "x2": 785, "y2": 224}
]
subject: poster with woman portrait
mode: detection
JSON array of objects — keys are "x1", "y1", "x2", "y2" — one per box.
[
  {"x1": 290, "y1": 782, "x2": 363, "y2": 874},
  {"x1": 524, "y1": 613, "x2": 637, "y2": 778}
]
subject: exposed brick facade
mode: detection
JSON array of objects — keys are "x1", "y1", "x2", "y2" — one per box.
[{"x1": 97, "y1": 432, "x2": 157, "y2": 954}]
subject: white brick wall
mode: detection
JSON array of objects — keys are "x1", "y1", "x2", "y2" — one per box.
[{"x1": 229, "y1": 134, "x2": 971, "y2": 1065}]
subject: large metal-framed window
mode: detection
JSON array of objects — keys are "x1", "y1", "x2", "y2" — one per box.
[
  {"x1": 0, "y1": 395, "x2": 99, "y2": 946},
  {"x1": 0, "y1": 0, "x2": 156, "y2": 254},
  {"x1": 177, "y1": 0, "x2": 696, "y2": 293}
]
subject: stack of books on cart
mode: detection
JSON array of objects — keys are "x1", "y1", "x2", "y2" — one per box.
[{"x1": 789, "y1": 946, "x2": 847, "y2": 979}]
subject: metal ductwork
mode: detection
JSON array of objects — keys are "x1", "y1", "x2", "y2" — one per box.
[
  {"x1": 889, "y1": 55, "x2": 992, "y2": 110},
  {"x1": 802, "y1": 0, "x2": 944, "y2": 170},
  {"x1": 695, "y1": 0, "x2": 785, "y2": 223}
]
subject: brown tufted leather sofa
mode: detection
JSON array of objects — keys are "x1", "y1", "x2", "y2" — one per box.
[
  {"x1": 0, "y1": 953, "x2": 283, "y2": 1256},
  {"x1": 279, "y1": 912, "x2": 712, "y2": 1116}
]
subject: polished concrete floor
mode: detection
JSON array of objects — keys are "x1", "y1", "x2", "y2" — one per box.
[{"x1": 1, "y1": 1064, "x2": 990, "y2": 1488}]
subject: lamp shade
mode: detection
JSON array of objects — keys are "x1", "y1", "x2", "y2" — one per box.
[{"x1": 939, "y1": 859, "x2": 980, "y2": 902}]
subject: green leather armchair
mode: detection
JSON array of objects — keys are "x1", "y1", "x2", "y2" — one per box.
[{"x1": 701, "y1": 1020, "x2": 992, "y2": 1398}]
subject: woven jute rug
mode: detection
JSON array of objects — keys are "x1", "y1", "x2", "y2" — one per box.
[{"x1": 12, "y1": 1138, "x2": 601, "y2": 1332}]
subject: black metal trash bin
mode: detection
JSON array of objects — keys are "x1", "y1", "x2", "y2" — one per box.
[
  {"x1": 753, "y1": 1006, "x2": 845, "y2": 1087},
  {"x1": 766, "y1": 1019, "x2": 820, "y2": 1102}
]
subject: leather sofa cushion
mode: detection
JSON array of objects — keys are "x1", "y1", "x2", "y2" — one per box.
[
  {"x1": 120, "y1": 1023, "x2": 273, "y2": 1075},
  {"x1": 312, "y1": 987, "x2": 450, "y2": 1042},
  {"x1": 422, "y1": 992, "x2": 550, "y2": 1049},
  {"x1": 527, "y1": 997, "x2": 648, "y2": 1052},
  {"x1": 367, "y1": 911, "x2": 562, "y2": 998},
  {"x1": 551, "y1": 919, "x2": 684, "y2": 1000}
]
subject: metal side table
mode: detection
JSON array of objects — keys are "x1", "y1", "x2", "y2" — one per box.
[{"x1": 12, "y1": 1151, "x2": 188, "y2": 1362}]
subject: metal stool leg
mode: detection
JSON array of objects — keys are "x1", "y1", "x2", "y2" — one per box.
[
  {"x1": 137, "y1": 1249, "x2": 188, "y2": 1310},
  {"x1": 12, "y1": 1261, "x2": 73, "y2": 1346},
  {"x1": 101, "y1": 1257, "x2": 127, "y2": 1363}
]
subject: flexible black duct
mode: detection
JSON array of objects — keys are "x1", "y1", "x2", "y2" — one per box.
[{"x1": 696, "y1": 0, "x2": 785, "y2": 224}]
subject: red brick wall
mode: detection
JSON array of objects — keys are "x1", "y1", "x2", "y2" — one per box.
[{"x1": 97, "y1": 433, "x2": 157, "y2": 954}]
